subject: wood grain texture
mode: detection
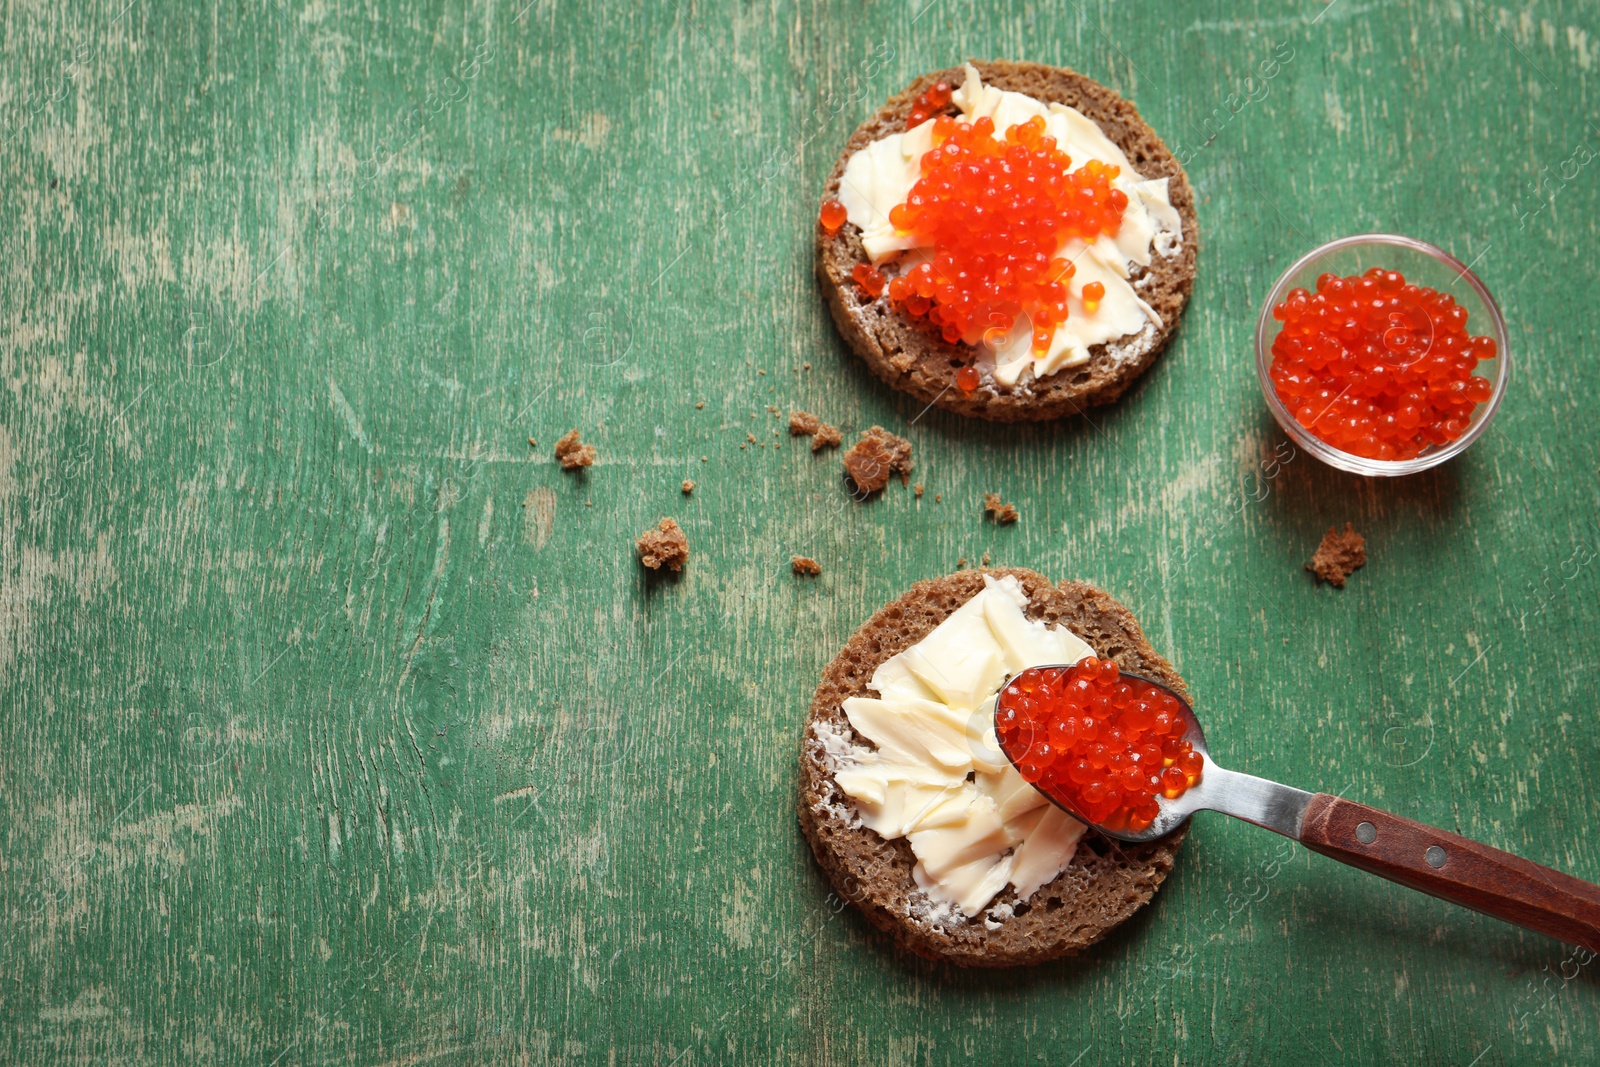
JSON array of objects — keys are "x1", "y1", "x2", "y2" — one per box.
[
  {"x1": 1, "y1": 0, "x2": 1597, "y2": 1064},
  {"x1": 1300, "y1": 794, "x2": 1600, "y2": 952}
]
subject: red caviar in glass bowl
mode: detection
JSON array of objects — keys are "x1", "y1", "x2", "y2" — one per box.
[
  {"x1": 995, "y1": 657, "x2": 1201, "y2": 834},
  {"x1": 1256, "y1": 234, "x2": 1510, "y2": 476},
  {"x1": 1269, "y1": 267, "x2": 1497, "y2": 461}
]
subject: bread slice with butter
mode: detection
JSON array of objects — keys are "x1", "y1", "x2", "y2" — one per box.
[
  {"x1": 816, "y1": 61, "x2": 1198, "y2": 422},
  {"x1": 797, "y1": 568, "x2": 1189, "y2": 966}
]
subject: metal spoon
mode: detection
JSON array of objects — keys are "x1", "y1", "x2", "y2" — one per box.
[{"x1": 996, "y1": 667, "x2": 1600, "y2": 953}]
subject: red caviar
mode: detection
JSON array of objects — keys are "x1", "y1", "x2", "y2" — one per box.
[
  {"x1": 819, "y1": 198, "x2": 848, "y2": 235},
  {"x1": 955, "y1": 365, "x2": 980, "y2": 394},
  {"x1": 884, "y1": 114, "x2": 1128, "y2": 353},
  {"x1": 852, "y1": 262, "x2": 886, "y2": 298},
  {"x1": 1269, "y1": 268, "x2": 1498, "y2": 461},
  {"x1": 995, "y1": 657, "x2": 1200, "y2": 834},
  {"x1": 906, "y1": 81, "x2": 953, "y2": 129}
]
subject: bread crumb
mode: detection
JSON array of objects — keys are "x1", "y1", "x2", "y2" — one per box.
[
  {"x1": 1308, "y1": 523, "x2": 1366, "y2": 588},
  {"x1": 747, "y1": 432, "x2": 757, "y2": 444},
  {"x1": 802, "y1": 362, "x2": 811, "y2": 370},
  {"x1": 934, "y1": 493, "x2": 941, "y2": 503},
  {"x1": 700, "y1": 456, "x2": 707, "y2": 462},
  {"x1": 637, "y1": 518, "x2": 690, "y2": 572},
  {"x1": 696, "y1": 401, "x2": 705, "y2": 409},
  {"x1": 914, "y1": 483, "x2": 925, "y2": 498},
  {"x1": 842, "y1": 426, "x2": 914, "y2": 494},
  {"x1": 527, "y1": 436, "x2": 537, "y2": 447},
  {"x1": 983, "y1": 493, "x2": 1019, "y2": 524},
  {"x1": 956, "y1": 557, "x2": 967, "y2": 569},
  {"x1": 681, "y1": 479, "x2": 695, "y2": 494},
  {"x1": 554, "y1": 429, "x2": 596, "y2": 471},
  {"x1": 789, "y1": 410, "x2": 843, "y2": 452},
  {"x1": 791, "y1": 555, "x2": 822, "y2": 576},
  {"x1": 981, "y1": 551, "x2": 991, "y2": 566}
]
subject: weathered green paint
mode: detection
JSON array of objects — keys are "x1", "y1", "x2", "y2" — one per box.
[{"x1": 3, "y1": 0, "x2": 1598, "y2": 1063}]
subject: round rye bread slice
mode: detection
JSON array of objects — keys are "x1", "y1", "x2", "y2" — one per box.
[
  {"x1": 817, "y1": 61, "x2": 1199, "y2": 422},
  {"x1": 797, "y1": 568, "x2": 1189, "y2": 966}
]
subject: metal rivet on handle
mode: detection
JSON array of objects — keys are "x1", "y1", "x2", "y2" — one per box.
[
  {"x1": 1425, "y1": 845, "x2": 1447, "y2": 868},
  {"x1": 1355, "y1": 821, "x2": 1377, "y2": 844}
]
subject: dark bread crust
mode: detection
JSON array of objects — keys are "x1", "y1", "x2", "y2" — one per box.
[
  {"x1": 817, "y1": 61, "x2": 1199, "y2": 422},
  {"x1": 797, "y1": 568, "x2": 1189, "y2": 967}
]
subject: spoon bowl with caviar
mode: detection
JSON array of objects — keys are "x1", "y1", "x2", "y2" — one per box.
[{"x1": 995, "y1": 658, "x2": 1600, "y2": 952}]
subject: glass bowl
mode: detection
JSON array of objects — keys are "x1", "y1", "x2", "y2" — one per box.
[{"x1": 1254, "y1": 233, "x2": 1510, "y2": 476}]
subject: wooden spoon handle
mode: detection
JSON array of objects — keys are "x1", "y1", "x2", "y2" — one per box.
[{"x1": 1299, "y1": 794, "x2": 1600, "y2": 952}]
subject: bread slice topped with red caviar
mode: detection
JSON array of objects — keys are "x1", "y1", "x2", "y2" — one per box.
[
  {"x1": 817, "y1": 61, "x2": 1198, "y2": 422},
  {"x1": 797, "y1": 568, "x2": 1189, "y2": 966}
]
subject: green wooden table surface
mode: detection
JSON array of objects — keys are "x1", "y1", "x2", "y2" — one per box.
[{"x1": 4, "y1": 0, "x2": 1599, "y2": 1063}]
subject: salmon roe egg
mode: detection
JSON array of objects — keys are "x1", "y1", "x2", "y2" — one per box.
[
  {"x1": 882, "y1": 115, "x2": 1128, "y2": 354},
  {"x1": 905, "y1": 81, "x2": 953, "y2": 130},
  {"x1": 955, "y1": 365, "x2": 981, "y2": 394},
  {"x1": 996, "y1": 658, "x2": 1200, "y2": 834},
  {"x1": 819, "y1": 198, "x2": 848, "y2": 235},
  {"x1": 852, "y1": 262, "x2": 886, "y2": 299},
  {"x1": 1268, "y1": 267, "x2": 1498, "y2": 461}
]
